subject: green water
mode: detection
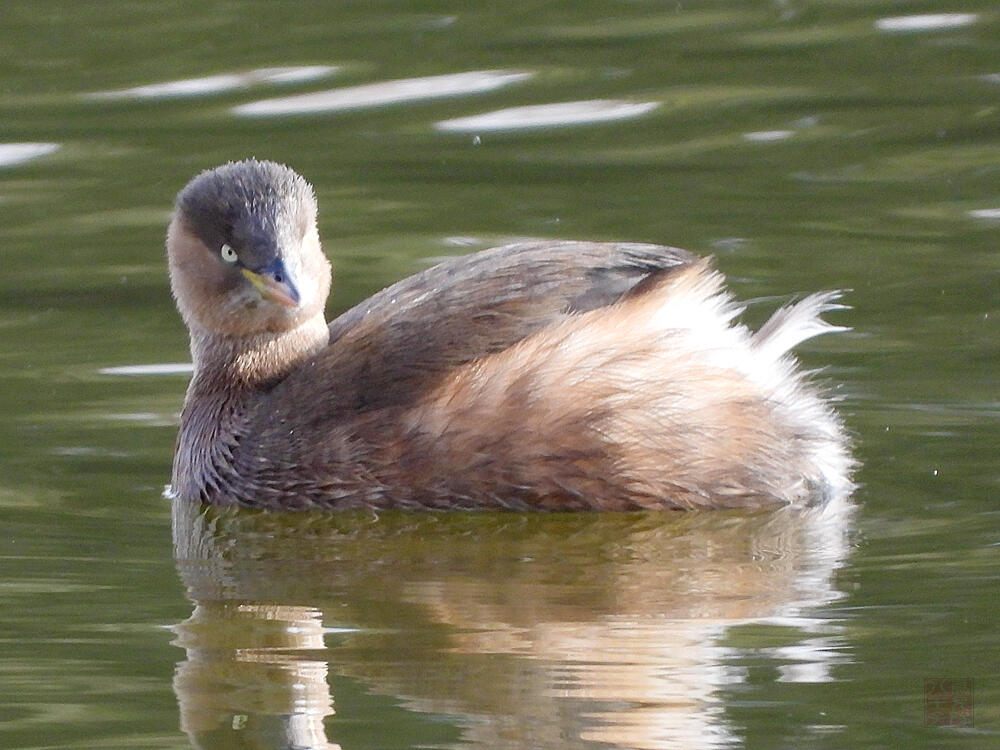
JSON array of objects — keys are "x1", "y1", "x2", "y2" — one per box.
[{"x1": 1, "y1": 1, "x2": 998, "y2": 748}]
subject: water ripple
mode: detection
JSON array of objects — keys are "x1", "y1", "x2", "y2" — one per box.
[
  {"x1": 875, "y1": 14, "x2": 978, "y2": 33},
  {"x1": 85, "y1": 66, "x2": 338, "y2": 100},
  {"x1": 435, "y1": 99, "x2": 659, "y2": 132},
  {"x1": 0, "y1": 143, "x2": 59, "y2": 167},
  {"x1": 99, "y1": 363, "x2": 193, "y2": 376},
  {"x1": 232, "y1": 70, "x2": 532, "y2": 116}
]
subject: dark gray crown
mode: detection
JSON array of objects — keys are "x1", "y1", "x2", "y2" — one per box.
[{"x1": 175, "y1": 159, "x2": 316, "y2": 268}]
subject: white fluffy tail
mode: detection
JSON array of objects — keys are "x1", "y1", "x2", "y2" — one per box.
[{"x1": 752, "y1": 291, "x2": 849, "y2": 362}]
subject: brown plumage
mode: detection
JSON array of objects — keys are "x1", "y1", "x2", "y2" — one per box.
[{"x1": 166, "y1": 159, "x2": 853, "y2": 511}]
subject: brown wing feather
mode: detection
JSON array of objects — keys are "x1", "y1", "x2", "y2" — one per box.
[{"x1": 259, "y1": 241, "x2": 695, "y2": 419}]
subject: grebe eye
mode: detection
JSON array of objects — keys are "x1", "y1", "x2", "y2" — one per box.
[{"x1": 220, "y1": 244, "x2": 238, "y2": 263}]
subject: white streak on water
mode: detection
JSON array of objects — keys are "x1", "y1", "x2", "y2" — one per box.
[
  {"x1": 435, "y1": 99, "x2": 659, "y2": 132},
  {"x1": 233, "y1": 70, "x2": 533, "y2": 116}
]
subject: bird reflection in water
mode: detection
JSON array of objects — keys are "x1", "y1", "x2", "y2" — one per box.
[
  {"x1": 171, "y1": 497, "x2": 853, "y2": 749},
  {"x1": 173, "y1": 602, "x2": 336, "y2": 749}
]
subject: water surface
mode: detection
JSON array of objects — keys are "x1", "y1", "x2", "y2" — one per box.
[{"x1": 1, "y1": 1, "x2": 997, "y2": 748}]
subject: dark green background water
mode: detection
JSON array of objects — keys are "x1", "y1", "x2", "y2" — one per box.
[{"x1": 1, "y1": 2, "x2": 997, "y2": 748}]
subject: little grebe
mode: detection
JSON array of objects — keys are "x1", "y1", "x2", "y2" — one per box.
[{"x1": 166, "y1": 159, "x2": 852, "y2": 510}]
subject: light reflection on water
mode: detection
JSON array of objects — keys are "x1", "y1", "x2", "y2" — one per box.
[
  {"x1": 100, "y1": 363, "x2": 194, "y2": 376},
  {"x1": 434, "y1": 100, "x2": 661, "y2": 132},
  {"x1": 84, "y1": 66, "x2": 339, "y2": 100},
  {"x1": 873, "y1": 14, "x2": 979, "y2": 33},
  {"x1": 232, "y1": 70, "x2": 534, "y2": 117},
  {"x1": 0, "y1": 143, "x2": 60, "y2": 167}
]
